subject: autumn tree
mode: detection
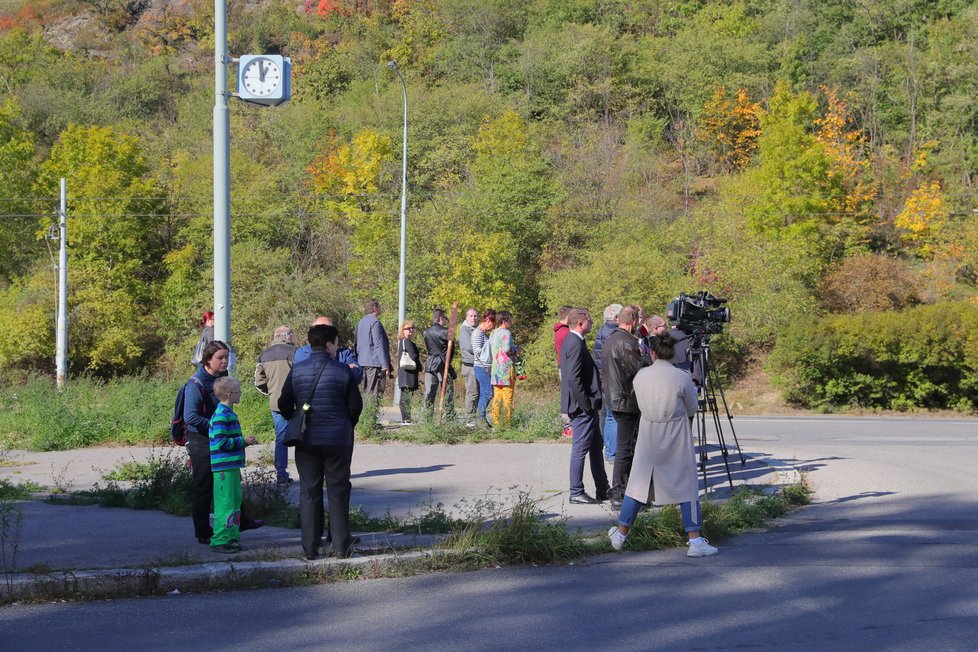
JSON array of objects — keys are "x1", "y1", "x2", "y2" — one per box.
[
  {"x1": 894, "y1": 179, "x2": 950, "y2": 259},
  {"x1": 696, "y1": 87, "x2": 761, "y2": 172},
  {"x1": 307, "y1": 127, "x2": 396, "y2": 297}
]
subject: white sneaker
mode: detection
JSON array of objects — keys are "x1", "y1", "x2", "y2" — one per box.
[
  {"x1": 686, "y1": 537, "x2": 718, "y2": 557},
  {"x1": 608, "y1": 526, "x2": 627, "y2": 551}
]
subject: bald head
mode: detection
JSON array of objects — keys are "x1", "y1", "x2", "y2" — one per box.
[{"x1": 312, "y1": 316, "x2": 334, "y2": 327}]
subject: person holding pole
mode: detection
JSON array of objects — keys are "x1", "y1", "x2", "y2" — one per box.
[{"x1": 423, "y1": 308, "x2": 456, "y2": 420}]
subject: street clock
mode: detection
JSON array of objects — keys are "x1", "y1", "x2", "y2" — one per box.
[{"x1": 237, "y1": 55, "x2": 291, "y2": 106}]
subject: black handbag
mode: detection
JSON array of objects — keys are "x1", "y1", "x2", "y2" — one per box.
[{"x1": 283, "y1": 360, "x2": 329, "y2": 447}]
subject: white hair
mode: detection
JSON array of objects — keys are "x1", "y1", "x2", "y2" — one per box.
[{"x1": 603, "y1": 303, "x2": 623, "y2": 321}]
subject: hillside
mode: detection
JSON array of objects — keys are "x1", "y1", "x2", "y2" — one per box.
[{"x1": 1, "y1": 0, "x2": 977, "y2": 410}]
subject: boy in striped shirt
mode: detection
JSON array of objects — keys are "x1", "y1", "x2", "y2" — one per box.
[{"x1": 209, "y1": 376, "x2": 257, "y2": 553}]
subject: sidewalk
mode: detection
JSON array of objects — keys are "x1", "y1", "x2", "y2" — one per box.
[{"x1": 0, "y1": 412, "x2": 798, "y2": 601}]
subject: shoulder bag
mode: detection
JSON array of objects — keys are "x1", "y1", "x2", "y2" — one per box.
[
  {"x1": 399, "y1": 340, "x2": 416, "y2": 371},
  {"x1": 283, "y1": 360, "x2": 329, "y2": 447}
]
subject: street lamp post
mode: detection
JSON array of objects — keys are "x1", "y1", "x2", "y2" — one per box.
[{"x1": 389, "y1": 60, "x2": 408, "y2": 409}]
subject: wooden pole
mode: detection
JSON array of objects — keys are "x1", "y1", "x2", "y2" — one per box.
[{"x1": 437, "y1": 302, "x2": 459, "y2": 423}]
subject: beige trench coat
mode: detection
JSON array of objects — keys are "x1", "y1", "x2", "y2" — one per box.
[{"x1": 624, "y1": 359, "x2": 699, "y2": 506}]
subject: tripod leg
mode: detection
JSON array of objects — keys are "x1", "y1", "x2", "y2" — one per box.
[
  {"x1": 713, "y1": 374, "x2": 746, "y2": 465},
  {"x1": 703, "y1": 350, "x2": 735, "y2": 490}
]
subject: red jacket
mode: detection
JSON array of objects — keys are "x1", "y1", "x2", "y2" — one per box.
[{"x1": 553, "y1": 322, "x2": 570, "y2": 363}]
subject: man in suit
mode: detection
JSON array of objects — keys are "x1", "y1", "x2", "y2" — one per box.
[
  {"x1": 559, "y1": 308, "x2": 610, "y2": 504},
  {"x1": 355, "y1": 298, "x2": 391, "y2": 399}
]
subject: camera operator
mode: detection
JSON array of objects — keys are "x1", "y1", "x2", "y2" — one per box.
[{"x1": 601, "y1": 305, "x2": 648, "y2": 506}]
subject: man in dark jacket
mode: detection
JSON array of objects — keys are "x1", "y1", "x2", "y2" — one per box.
[
  {"x1": 278, "y1": 324, "x2": 362, "y2": 560},
  {"x1": 560, "y1": 308, "x2": 610, "y2": 504},
  {"x1": 423, "y1": 308, "x2": 456, "y2": 418},
  {"x1": 601, "y1": 305, "x2": 648, "y2": 504},
  {"x1": 593, "y1": 303, "x2": 622, "y2": 461},
  {"x1": 254, "y1": 325, "x2": 297, "y2": 484}
]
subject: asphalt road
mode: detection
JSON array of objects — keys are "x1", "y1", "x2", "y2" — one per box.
[{"x1": 3, "y1": 416, "x2": 977, "y2": 651}]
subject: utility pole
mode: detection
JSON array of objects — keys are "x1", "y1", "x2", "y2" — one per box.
[
  {"x1": 389, "y1": 60, "x2": 408, "y2": 408},
  {"x1": 213, "y1": 0, "x2": 232, "y2": 352},
  {"x1": 55, "y1": 178, "x2": 68, "y2": 389}
]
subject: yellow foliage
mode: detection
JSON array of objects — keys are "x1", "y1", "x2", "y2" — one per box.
[
  {"x1": 696, "y1": 87, "x2": 761, "y2": 171},
  {"x1": 814, "y1": 87, "x2": 875, "y2": 218},
  {"x1": 894, "y1": 180, "x2": 950, "y2": 258},
  {"x1": 307, "y1": 128, "x2": 394, "y2": 206}
]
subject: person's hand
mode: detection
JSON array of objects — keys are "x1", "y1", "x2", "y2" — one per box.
[{"x1": 245, "y1": 436, "x2": 258, "y2": 446}]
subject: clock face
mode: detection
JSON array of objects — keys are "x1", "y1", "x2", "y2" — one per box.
[{"x1": 241, "y1": 58, "x2": 281, "y2": 97}]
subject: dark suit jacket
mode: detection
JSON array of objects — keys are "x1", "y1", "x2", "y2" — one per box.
[{"x1": 559, "y1": 332, "x2": 602, "y2": 414}]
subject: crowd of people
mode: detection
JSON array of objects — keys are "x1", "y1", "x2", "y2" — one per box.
[{"x1": 181, "y1": 298, "x2": 718, "y2": 559}]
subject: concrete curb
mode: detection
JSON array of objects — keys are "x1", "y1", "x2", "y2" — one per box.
[{"x1": 1, "y1": 549, "x2": 446, "y2": 603}]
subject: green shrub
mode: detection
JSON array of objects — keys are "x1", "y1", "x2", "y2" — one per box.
[
  {"x1": 768, "y1": 301, "x2": 978, "y2": 411},
  {"x1": 0, "y1": 373, "x2": 275, "y2": 452}
]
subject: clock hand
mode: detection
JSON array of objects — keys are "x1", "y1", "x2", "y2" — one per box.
[{"x1": 258, "y1": 60, "x2": 266, "y2": 83}]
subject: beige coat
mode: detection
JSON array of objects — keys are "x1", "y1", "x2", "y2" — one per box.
[{"x1": 624, "y1": 359, "x2": 699, "y2": 506}]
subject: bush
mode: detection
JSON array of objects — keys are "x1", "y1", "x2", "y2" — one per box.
[
  {"x1": 818, "y1": 254, "x2": 920, "y2": 314},
  {"x1": 768, "y1": 301, "x2": 978, "y2": 411}
]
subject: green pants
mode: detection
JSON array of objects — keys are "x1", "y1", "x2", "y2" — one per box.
[{"x1": 211, "y1": 468, "x2": 242, "y2": 546}]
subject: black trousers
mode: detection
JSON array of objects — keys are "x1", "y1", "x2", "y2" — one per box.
[
  {"x1": 610, "y1": 411, "x2": 640, "y2": 499},
  {"x1": 188, "y1": 434, "x2": 214, "y2": 540},
  {"x1": 294, "y1": 443, "x2": 354, "y2": 557}
]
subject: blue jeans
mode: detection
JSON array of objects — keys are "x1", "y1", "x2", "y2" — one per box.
[
  {"x1": 618, "y1": 496, "x2": 702, "y2": 533},
  {"x1": 271, "y1": 411, "x2": 290, "y2": 480},
  {"x1": 603, "y1": 409, "x2": 618, "y2": 460},
  {"x1": 474, "y1": 366, "x2": 493, "y2": 421}
]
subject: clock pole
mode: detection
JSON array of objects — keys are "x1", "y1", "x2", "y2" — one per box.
[{"x1": 213, "y1": 0, "x2": 232, "y2": 355}]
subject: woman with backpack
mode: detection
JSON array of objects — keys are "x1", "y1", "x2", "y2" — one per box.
[
  {"x1": 470, "y1": 309, "x2": 496, "y2": 427},
  {"x1": 183, "y1": 340, "x2": 263, "y2": 544}
]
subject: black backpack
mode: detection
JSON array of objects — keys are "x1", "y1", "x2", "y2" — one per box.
[{"x1": 171, "y1": 377, "x2": 209, "y2": 445}]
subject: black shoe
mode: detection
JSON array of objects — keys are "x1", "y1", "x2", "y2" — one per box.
[
  {"x1": 569, "y1": 493, "x2": 598, "y2": 505},
  {"x1": 197, "y1": 537, "x2": 211, "y2": 545},
  {"x1": 240, "y1": 518, "x2": 265, "y2": 532},
  {"x1": 276, "y1": 476, "x2": 293, "y2": 485},
  {"x1": 595, "y1": 489, "x2": 612, "y2": 502},
  {"x1": 304, "y1": 549, "x2": 318, "y2": 561}
]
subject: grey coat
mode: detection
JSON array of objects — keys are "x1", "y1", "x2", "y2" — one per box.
[
  {"x1": 624, "y1": 359, "x2": 699, "y2": 506},
  {"x1": 355, "y1": 313, "x2": 391, "y2": 369}
]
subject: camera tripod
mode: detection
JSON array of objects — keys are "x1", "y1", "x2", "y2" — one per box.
[{"x1": 687, "y1": 333, "x2": 745, "y2": 490}]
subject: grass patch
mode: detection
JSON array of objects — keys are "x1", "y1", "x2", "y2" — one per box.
[
  {"x1": 344, "y1": 498, "x2": 468, "y2": 535},
  {"x1": 363, "y1": 397, "x2": 565, "y2": 445},
  {"x1": 0, "y1": 478, "x2": 43, "y2": 500},
  {"x1": 0, "y1": 375, "x2": 274, "y2": 451},
  {"x1": 444, "y1": 490, "x2": 587, "y2": 565},
  {"x1": 622, "y1": 485, "x2": 812, "y2": 552}
]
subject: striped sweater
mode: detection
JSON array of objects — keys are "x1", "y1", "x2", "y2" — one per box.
[{"x1": 208, "y1": 403, "x2": 246, "y2": 472}]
